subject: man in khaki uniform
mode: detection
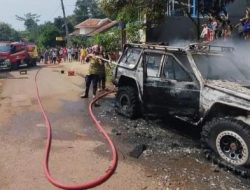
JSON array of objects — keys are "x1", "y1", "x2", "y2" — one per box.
[{"x1": 81, "y1": 45, "x2": 103, "y2": 99}]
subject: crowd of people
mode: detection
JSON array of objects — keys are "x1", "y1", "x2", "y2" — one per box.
[
  {"x1": 200, "y1": 7, "x2": 250, "y2": 42},
  {"x1": 39, "y1": 46, "x2": 90, "y2": 64},
  {"x1": 38, "y1": 44, "x2": 117, "y2": 100}
]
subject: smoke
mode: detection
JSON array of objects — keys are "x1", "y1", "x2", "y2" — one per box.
[
  {"x1": 216, "y1": 39, "x2": 250, "y2": 82},
  {"x1": 169, "y1": 40, "x2": 194, "y2": 47},
  {"x1": 157, "y1": 38, "x2": 250, "y2": 83},
  {"x1": 186, "y1": 39, "x2": 250, "y2": 82}
]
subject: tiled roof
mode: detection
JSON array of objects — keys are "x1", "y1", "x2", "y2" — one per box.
[
  {"x1": 87, "y1": 21, "x2": 119, "y2": 36},
  {"x1": 75, "y1": 18, "x2": 112, "y2": 29}
]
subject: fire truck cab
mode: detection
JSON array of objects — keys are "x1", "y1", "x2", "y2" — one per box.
[{"x1": 0, "y1": 41, "x2": 37, "y2": 70}]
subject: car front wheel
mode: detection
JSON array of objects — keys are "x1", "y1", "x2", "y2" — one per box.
[{"x1": 116, "y1": 86, "x2": 140, "y2": 119}]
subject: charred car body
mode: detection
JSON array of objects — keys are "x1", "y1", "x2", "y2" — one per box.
[
  {"x1": 113, "y1": 43, "x2": 250, "y2": 176},
  {"x1": 0, "y1": 41, "x2": 38, "y2": 70}
]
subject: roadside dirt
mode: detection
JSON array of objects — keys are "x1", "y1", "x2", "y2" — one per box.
[{"x1": 0, "y1": 62, "x2": 250, "y2": 190}]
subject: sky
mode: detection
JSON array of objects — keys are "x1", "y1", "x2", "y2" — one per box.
[{"x1": 0, "y1": 0, "x2": 77, "y2": 31}]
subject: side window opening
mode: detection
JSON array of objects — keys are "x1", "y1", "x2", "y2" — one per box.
[
  {"x1": 145, "y1": 53, "x2": 163, "y2": 77},
  {"x1": 120, "y1": 47, "x2": 142, "y2": 67},
  {"x1": 163, "y1": 55, "x2": 192, "y2": 82}
]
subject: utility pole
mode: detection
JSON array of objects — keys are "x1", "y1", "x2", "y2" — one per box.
[{"x1": 60, "y1": 0, "x2": 70, "y2": 46}]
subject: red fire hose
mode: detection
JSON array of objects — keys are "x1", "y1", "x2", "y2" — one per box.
[{"x1": 35, "y1": 68, "x2": 118, "y2": 189}]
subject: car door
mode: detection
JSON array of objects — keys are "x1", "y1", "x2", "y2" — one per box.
[
  {"x1": 143, "y1": 51, "x2": 172, "y2": 114},
  {"x1": 161, "y1": 54, "x2": 200, "y2": 117},
  {"x1": 143, "y1": 52, "x2": 200, "y2": 118}
]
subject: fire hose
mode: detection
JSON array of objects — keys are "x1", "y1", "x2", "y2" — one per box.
[{"x1": 35, "y1": 67, "x2": 118, "y2": 190}]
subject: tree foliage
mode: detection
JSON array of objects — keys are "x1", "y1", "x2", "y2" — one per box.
[
  {"x1": 54, "y1": 16, "x2": 74, "y2": 36},
  {"x1": 73, "y1": 0, "x2": 105, "y2": 24},
  {"x1": 90, "y1": 28, "x2": 120, "y2": 52},
  {"x1": 126, "y1": 22, "x2": 144, "y2": 43},
  {"x1": 36, "y1": 22, "x2": 60, "y2": 49},
  {"x1": 0, "y1": 22, "x2": 20, "y2": 41},
  {"x1": 200, "y1": 0, "x2": 235, "y2": 16},
  {"x1": 16, "y1": 13, "x2": 40, "y2": 31},
  {"x1": 99, "y1": 0, "x2": 166, "y2": 24},
  {"x1": 99, "y1": 0, "x2": 236, "y2": 24}
]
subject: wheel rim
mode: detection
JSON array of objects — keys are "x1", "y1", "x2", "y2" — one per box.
[
  {"x1": 119, "y1": 94, "x2": 130, "y2": 112},
  {"x1": 216, "y1": 130, "x2": 249, "y2": 166}
]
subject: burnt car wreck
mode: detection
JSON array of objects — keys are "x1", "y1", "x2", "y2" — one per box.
[{"x1": 112, "y1": 43, "x2": 250, "y2": 177}]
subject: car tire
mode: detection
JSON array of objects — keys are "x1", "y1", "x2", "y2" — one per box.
[
  {"x1": 116, "y1": 86, "x2": 140, "y2": 119},
  {"x1": 26, "y1": 59, "x2": 32, "y2": 67},
  {"x1": 11, "y1": 61, "x2": 20, "y2": 70},
  {"x1": 201, "y1": 118, "x2": 250, "y2": 176},
  {"x1": 33, "y1": 60, "x2": 37, "y2": 67}
]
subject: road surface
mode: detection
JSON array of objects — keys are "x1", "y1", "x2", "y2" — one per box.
[{"x1": 0, "y1": 62, "x2": 250, "y2": 190}]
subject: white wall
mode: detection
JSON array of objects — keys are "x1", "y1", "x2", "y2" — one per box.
[{"x1": 79, "y1": 28, "x2": 96, "y2": 35}]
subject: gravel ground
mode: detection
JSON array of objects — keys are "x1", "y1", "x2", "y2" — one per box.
[{"x1": 94, "y1": 95, "x2": 250, "y2": 190}]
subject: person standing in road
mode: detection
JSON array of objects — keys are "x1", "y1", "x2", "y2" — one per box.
[
  {"x1": 44, "y1": 49, "x2": 49, "y2": 64},
  {"x1": 67, "y1": 47, "x2": 73, "y2": 62},
  {"x1": 80, "y1": 45, "x2": 103, "y2": 99},
  {"x1": 52, "y1": 49, "x2": 57, "y2": 64},
  {"x1": 80, "y1": 46, "x2": 87, "y2": 64},
  {"x1": 98, "y1": 49, "x2": 111, "y2": 92}
]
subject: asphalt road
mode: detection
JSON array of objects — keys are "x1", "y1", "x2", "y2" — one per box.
[
  {"x1": 0, "y1": 63, "x2": 159, "y2": 190},
  {"x1": 0, "y1": 62, "x2": 250, "y2": 190}
]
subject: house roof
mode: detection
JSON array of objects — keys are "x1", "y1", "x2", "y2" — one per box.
[
  {"x1": 69, "y1": 28, "x2": 80, "y2": 36},
  {"x1": 75, "y1": 18, "x2": 112, "y2": 29},
  {"x1": 87, "y1": 21, "x2": 119, "y2": 36}
]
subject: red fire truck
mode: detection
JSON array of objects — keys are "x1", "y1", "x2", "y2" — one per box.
[{"x1": 0, "y1": 41, "x2": 38, "y2": 70}]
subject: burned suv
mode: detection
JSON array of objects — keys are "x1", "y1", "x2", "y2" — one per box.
[{"x1": 113, "y1": 43, "x2": 250, "y2": 176}]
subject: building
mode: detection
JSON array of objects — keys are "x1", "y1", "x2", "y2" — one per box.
[{"x1": 71, "y1": 18, "x2": 118, "y2": 37}]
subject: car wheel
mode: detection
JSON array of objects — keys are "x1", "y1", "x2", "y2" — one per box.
[
  {"x1": 11, "y1": 61, "x2": 20, "y2": 70},
  {"x1": 33, "y1": 60, "x2": 37, "y2": 67},
  {"x1": 201, "y1": 118, "x2": 250, "y2": 176},
  {"x1": 116, "y1": 86, "x2": 140, "y2": 119}
]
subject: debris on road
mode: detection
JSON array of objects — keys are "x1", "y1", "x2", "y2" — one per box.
[
  {"x1": 129, "y1": 144, "x2": 147, "y2": 159},
  {"x1": 19, "y1": 70, "x2": 27, "y2": 75}
]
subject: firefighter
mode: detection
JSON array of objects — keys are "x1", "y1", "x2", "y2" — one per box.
[{"x1": 80, "y1": 45, "x2": 103, "y2": 99}]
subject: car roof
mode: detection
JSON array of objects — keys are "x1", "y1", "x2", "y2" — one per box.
[{"x1": 125, "y1": 43, "x2": 234, "y2": 55}]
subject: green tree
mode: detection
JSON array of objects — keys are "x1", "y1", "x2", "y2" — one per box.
[
  {"x1": 99, "y1": 0, "x2": 166, "y2": 24},
  {"x1": 100, "y1": 0, "x2": 235, "y2": 23},
  {"x1": 0, "y1": 22, "x2": 20, "y2": 41},
  {"x1": 37, "y1": 22, "x2": 60, "y2": 49},
  {"x1": 54, "y1": 16, "x2": 74, "y2": 36},
  {"x1": 73, "y1": 0, "x2": 105, "y2": 24},
  {"x1": 16, "y1": 13, "x2": 40, "y2": 31},
  {"x1": 16, "y1": 13, "x2": 41, "y2": 43},
  {"x1": 90, "y1": 28, "x2": 120, "y2": 52},
  {"x1": 100, "y1": 0, "x2": 236, "y2": 40}
]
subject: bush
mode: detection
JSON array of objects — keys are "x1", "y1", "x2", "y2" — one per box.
[{"x1": 90, "y1": 27, "x2": 121, "y2": 52}]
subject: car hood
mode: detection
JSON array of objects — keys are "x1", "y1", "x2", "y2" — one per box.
[
  {"x1": 0, "y1": 52, "x2": 10, "y2": 59},
  {"x1": 205, "y1": 80, "x2": 250, "y2": 99}
]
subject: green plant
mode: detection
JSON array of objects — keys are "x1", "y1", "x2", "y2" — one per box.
[
  {"x1": 90, "y1": 27, "x2": 121, "y2": 52},
  {"x1": 126, "y1": 22, "x2": 144, "y2": 43}
]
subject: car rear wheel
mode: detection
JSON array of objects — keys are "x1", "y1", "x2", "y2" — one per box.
[
  {"x1": 116, "y1": 86, "x2": 140, "y2": 119},
  {"x1": 201, "y1": 118, "x2": 250, "y2": 176}
]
